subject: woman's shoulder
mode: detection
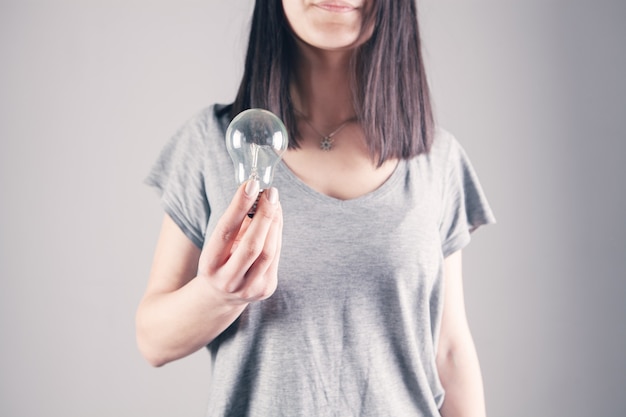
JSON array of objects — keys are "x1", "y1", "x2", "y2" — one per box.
[
  {"x1": 429, "y1": 126, "x2": 460, "y2": 157},
  {"x1": 408, "y1": 126, "x2": 459, "y2": 169},
  {"x1": 180, "y1": 103, "x2": 231, "y2": 137},
  {"x1": 405, "y1": 126, "x2": 477, "y2": 184},
  {"x1": 165, "y1": 103, "x2": 232, "y2": 153}
]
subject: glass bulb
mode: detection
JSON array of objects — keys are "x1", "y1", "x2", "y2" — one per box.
[{"x1": 225, "y1": 108, "x2": 289, "y2": 190}]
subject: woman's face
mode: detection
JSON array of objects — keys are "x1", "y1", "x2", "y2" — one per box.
[{"x1": 282, "y1": 0, "x2": 373, "y2": 51}]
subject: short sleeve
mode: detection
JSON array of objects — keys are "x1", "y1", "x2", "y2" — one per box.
[
  {"x1": 439, "y1": 136, "x2": 496, "y2": 257},
  {"x1": 145, "y1": 111, "x2": 211, "y2": 249}
]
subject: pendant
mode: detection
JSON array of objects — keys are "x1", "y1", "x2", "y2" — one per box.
[{"x1": 320, "y1": 136, "x2": 333, "y2": 151}]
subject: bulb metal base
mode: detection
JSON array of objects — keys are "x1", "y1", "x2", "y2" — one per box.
[{"x1": 247, "y1": 190, "x2": 263, "y2": 218}]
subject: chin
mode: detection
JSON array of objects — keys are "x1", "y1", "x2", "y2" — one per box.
[
  {"x1": 311, "y1": 35, "x2": 361, "y2": 51},
  {"x1": 298, "y1": 21, "x2": 368, "y2": 50}
]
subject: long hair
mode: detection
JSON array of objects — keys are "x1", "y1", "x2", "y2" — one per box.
[{"x1": 227, "y1": 0, "x2": 434, "y2": 165}]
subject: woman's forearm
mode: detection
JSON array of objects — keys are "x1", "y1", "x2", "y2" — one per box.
[
  {"x1": 135, "y1": 275, "x2": 247, "y2": 367},
  {"x1": 437, "y1": 334, "x2": 487, "y2": 417}
]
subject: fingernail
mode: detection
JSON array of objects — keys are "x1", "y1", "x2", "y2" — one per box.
[
  {"x1": 245, "y1": 180, "x2": 259, "y2": 197},
  {"x1": 265, "y1": 187, "x2": 279, "y2": 204}
]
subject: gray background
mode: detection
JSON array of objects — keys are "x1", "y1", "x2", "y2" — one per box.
[{"x1": 1, "y1": 0, "x2": 624, "y2": 416}]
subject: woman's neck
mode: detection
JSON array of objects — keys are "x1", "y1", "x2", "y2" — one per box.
[{"x1": 291, "y1": 42, "x2": 356, "y2": 128}]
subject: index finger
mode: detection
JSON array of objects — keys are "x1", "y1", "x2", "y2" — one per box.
[{"x1": 202, "y1": 179, "x2": 260, "y2": 272}]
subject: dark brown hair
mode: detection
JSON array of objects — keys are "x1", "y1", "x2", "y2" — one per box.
[{"x1": 226, "y1": 0, "x2": 434, "y2": 165}]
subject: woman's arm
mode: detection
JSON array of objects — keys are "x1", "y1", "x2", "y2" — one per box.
[
  {"x1": 135, "y1": 181, "x2": 282, "y2": 367},
  {"x1": 437, "y1": 250, "x2": 487, "y2": 417}
]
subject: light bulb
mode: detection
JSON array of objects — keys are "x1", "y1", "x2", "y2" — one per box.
[{"x1": 225, "y1": 109, "x2": 289, "y2": 215}]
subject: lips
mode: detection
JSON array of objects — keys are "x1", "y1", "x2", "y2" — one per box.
[{"x1": 314, "y1": 1, "x2": 359, "y2": 13}]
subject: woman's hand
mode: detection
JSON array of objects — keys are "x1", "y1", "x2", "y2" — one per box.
[
  {"x1": 136, "y1": 179, "x2": 282, "y2": 366},
  {"x1": 199, "y1": 179, "x2": 283, "y2": 304}
]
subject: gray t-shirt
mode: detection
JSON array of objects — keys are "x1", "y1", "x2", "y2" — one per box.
[{"x1": 147, "y1": 104, "x2": 495, "y2": 417}]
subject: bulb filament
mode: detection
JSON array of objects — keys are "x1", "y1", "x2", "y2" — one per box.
[{"x1": 249, "y1": 143, "x2": 260, "y2": 181}]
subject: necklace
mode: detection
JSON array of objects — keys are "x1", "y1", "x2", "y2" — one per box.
[{"x1": 295, "y1": 109, "x2": 356, "y2": 151}]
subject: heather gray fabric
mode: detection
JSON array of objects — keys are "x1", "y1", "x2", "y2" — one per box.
[{"x1": 146, "y1": 104, "x2": 495, "y2": 417}]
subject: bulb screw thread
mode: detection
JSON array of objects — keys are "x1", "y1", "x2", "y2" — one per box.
[{"x1": 247, "y1": 190, "x2": 264, "y2": 218}]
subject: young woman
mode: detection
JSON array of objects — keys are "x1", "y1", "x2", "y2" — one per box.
[{"x1": 137, "y1": 1, "x2": 495, "y2": 416}]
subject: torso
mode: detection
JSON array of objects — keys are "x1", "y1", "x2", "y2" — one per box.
[{"x1": 206, "y1": 107, "x2": 452, "y2": 416}]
